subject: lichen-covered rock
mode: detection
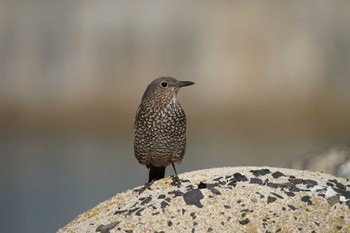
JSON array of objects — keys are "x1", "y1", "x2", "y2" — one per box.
[{"x1": 58, "y1": 167, "x2": 350, "y2": 233}]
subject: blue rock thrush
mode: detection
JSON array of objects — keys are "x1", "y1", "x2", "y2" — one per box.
[{"x1": 134, "y1": 77, "x2": 194, "y2": 183}]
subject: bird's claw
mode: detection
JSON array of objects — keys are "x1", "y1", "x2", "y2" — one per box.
[
  {"x1": 170, "y1": 175, "x2": 182, "y2": 187},
  {"x1": 133, "y1": 181, "x2": 154, "y2": 194}
]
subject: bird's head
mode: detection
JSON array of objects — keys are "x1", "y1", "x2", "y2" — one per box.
[{"x1": 141, "y1": 77, "x2": 194, "y2": 105}]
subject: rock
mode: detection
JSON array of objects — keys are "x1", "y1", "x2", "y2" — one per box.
[
  {"x1": 58, "y1": 167, "x2": 350, "y2": 233},
  {"x1": 289, "y1": 145, "x2": 350, "y2": 179}
]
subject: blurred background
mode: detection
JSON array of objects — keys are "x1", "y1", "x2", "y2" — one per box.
[{"x1": 1, "y1": 1, "x2": 350, "y2": 232}]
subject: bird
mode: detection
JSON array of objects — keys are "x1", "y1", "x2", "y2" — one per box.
[{"x1": 134, "y1": 76, "x2": 194, "y2": 183}]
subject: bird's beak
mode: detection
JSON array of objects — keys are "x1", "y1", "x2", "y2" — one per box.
[{"x1": 177, "y1": 81, "x2": 195, "y2": 88}]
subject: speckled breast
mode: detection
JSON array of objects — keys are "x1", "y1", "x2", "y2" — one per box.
[{"x1": 134, "y1": 101, "x2": 187, "y2": 167}]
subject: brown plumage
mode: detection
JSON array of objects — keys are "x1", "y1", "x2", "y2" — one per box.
[{"x1": 134, "y1": 77, "x2": 194, "y2": 182}]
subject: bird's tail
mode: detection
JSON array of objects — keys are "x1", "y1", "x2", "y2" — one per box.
[{"x1": 148, "y1": 166, "x2": 166, "y2": 182}]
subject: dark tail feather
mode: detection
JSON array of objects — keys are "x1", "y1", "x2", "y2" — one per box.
[{"x1": 148, "y1": 166, "x2": 166, "y2": 182}]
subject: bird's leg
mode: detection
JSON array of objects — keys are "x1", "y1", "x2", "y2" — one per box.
[
  {"x1": 171, "y1": 162, "x2": 182, "y2": 186},
  {"x1": 172, "y1": 162, "x2": 179, "y2": 177},
  {"x1": 145, "y1": 165, "x2": 155, "y2": 187},
  {"x1": 133, "y1": 166, "x2": 154, "y2": 194}
]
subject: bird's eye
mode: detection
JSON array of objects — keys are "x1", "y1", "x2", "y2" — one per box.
[{"x1": 160, "y1": 81, "x2": 168, "y2": 88}]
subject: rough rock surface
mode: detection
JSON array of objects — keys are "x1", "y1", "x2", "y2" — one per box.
[{"x1": 58, "y1": 167, "x2": 350, "y2": 233}]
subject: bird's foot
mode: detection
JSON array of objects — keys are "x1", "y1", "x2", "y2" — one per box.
[
  {"x1": 133, "y1": 181, "x2": 154, "y2": 194},
  {"x1": 170, "y1": 175, "x2": 184, "y2": 187}
]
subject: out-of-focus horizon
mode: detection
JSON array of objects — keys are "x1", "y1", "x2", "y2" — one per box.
[{"x1": 1, "y1": 1, "x2": 350, "y2": 233}]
